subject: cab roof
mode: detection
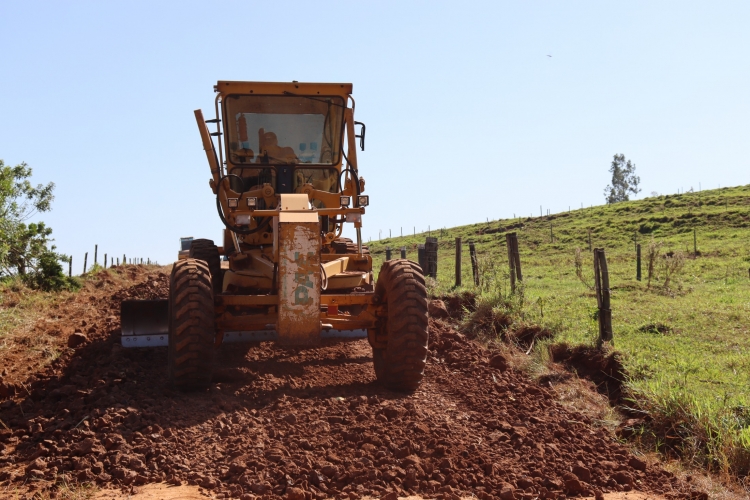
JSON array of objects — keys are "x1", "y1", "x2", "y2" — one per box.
[{"x1": 215, "y1": 81, "x2": 353, "y2": 97}]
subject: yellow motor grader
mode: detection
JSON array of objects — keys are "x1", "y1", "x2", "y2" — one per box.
[{"x1": 121, "y1": 81, "x2": 428, "y2": 391}]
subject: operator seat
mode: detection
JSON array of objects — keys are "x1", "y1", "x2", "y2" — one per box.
[{"x1": 257, "y1": 129, "x2": 297, "y2": 164}]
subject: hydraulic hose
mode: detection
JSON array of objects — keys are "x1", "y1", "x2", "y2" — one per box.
[
  {"x1": 339, "y1": 164, "x2": 362, "y2": 205},
  {"x1": 215, "y1": 174, "x2": 270, "y2": 235}
]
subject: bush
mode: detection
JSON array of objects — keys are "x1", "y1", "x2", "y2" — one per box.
[{"x1": 21, "y1": 251, "x2": 79, "y2": 291}]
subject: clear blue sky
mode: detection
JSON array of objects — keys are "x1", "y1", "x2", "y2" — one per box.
[{"x1": 1, "y1": 1, "x2": 748, "y2": 270}]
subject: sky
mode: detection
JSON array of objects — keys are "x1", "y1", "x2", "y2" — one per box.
[{"x1": 1, "y1": 1, "x2": 748, "y2": 271}]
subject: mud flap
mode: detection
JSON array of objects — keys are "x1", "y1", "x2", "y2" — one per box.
[{"x1": 120, "y1": 299, "x2": 169, "y2": 347}]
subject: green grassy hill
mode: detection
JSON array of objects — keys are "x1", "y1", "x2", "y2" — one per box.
[{"x1": 369, "y1": 184, "x2": 750, "y2": 475}]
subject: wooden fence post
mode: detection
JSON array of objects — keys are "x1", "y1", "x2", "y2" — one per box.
[
  {"x1": 588, "y1": 229, "x2": 592, "y2": 252},
  {"x1": 422, "y1": 237, "x2": 438, "y2": 278},
  {"x1": 94, "y1": 245, "x2": 98, "y2": 267},
  {"x1": 117, "y1": 258, "x2": 120, "y2": 266},
  {"x1": 636, "y1": 244, "x2": 642, "y2": 281},
  {"x1": 417, "y1": 244, "x2": 426, "y2": 272},
  {"x1": 693, "y1": 228, "x2": 698, "y2": 257},
  {"x1": 513, "y1": 237, "x2": 523, "y2": 282},
  {"x1": 505, "y1": 232, "x2": 523, "y2": 293},
  {"x1": 455, "y1": 237, "x2": 462, "y2": 287},
  {"x1": 386, "y1": 247, "x2": 391, "y2": 261},
  {"x1": 594, "y1": 248, "x2": 613, "y2": 345},
  {"x1": 83, "y1": 252, "x2": 88, "y2": 274},
  {"x1": 68, "y1": 257, "x2": 72, "y2": 277},
  {"x1": 469, "y1": 241, "x2": 479, "y2": 286},
  {"x1": 104, "y1": 253, "x2": 107, "y2": 269},
  {"x1": 400, "y1": 247, "x2": 406, "y2": 259},
  {"x1": 506, "y1": 233, "x2": 516, "y2": 293}
]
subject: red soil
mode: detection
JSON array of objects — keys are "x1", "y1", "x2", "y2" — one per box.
[{"x1": 0, "y1": 268, "x2": 706, "y2": 500}]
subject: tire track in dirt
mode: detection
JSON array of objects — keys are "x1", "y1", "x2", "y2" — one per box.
[{"x1": 0, "y1": 269, "x2": 706, "y2": 500}]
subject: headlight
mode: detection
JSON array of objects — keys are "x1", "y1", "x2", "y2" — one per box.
[
  {"x1": 357, "y1": 195, "x2": 369, "y2": 207},
  {"x1": 227, "y1": 198, "x2": 239, "y2": 208},
  {"x1": 340, "y1": 196, "x2": 350, "y2": 207},
  {"x1": 246, "y1": 197, "x2": 257, "y2": 209}
]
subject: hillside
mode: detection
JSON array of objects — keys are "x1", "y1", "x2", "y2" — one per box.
[
  {"x1": 0, "y1": 186, "x2": 748, "y2": 499},
  {"x1": 369, "y1": 184, "x2": 750, "y2": 476}
]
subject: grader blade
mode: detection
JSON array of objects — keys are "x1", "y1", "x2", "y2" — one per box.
[{"x1": 120, "y1": 299, "x2": 169, "y2": 347}]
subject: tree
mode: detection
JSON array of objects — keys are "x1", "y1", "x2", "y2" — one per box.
[
  {"x1": 604, "y1": 154, "x2": 641, "y2": 204},
  {"x1": 0, "y1": 159, "x2": 74, "y2": 290}
]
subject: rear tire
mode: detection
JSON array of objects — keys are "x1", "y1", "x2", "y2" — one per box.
[
  {"x1": 168, "y1": 259, "x2": 215, "y2": 390},
  {"x1": 189, "y1": 238, "x2": 222, "y2": 295},
  {"x1": 372, "y1": 259, "x2": 429, "y2": 392},
  {"x1": 332, "y1": 237, "x2": 370, "y2": 255}
]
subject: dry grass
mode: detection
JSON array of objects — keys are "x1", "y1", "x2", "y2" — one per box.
[{"x1": 1, "y1": 481, "x2": 98, "y2": 500}]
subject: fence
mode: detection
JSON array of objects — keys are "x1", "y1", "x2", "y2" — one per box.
[{"x1": 68, "y1": 244, "x2": 158, "y2": 277}]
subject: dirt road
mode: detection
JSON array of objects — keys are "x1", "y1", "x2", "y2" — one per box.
[{"x1": 0, "y1": 268, "x2": 704, "y2": 499}]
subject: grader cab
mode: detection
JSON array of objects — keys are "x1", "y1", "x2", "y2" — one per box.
[{"x1": 121, "y1": 81, "x2": 429, "y2": 392}]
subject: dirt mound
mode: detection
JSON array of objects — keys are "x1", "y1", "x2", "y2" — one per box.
[
  {"x1": 112, "y1": 272, "x2": 169, "y2": 301},
  {"x1": 0, "y1": 271, "x2": 704, "y2": 500},
  {"x1": 439, "y1": 292, "x2": 476, "y2": 319},
  {"x1": 548, "y1": 343, "x2": 626, "y2": 406}
]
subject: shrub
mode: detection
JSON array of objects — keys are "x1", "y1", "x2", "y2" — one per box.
[{"x1": 21, "y1": 251, "x2": 79, "y2": 291}]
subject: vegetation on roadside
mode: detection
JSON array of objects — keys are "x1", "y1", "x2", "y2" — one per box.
[
  {"x1": 368, "y1": 184, "x2": 750, "y2": 477},
  {"x1": 0, "y1": 159, "x2": 77, "y2": 292},
  {"x1": 0, "y1": 267, "x2": 132, "y2": 374}
]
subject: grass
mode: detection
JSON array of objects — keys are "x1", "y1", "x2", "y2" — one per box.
[
  {"x1": 0, "y1": 480, "x2": 99, "y2": 500},
  {"x1": 0, "y1": 277, "x2": 62, "y2": 364},
  {"x1": 0, "y1": 267, "x2": 122, "y2": 372},
  {"x1": 368, "y1": 184, "x2": 750, "y2": 477}
]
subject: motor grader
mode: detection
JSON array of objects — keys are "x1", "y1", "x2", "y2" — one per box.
[{"x1": 120, "y1": 81, "x2": 429, "y2": 392}]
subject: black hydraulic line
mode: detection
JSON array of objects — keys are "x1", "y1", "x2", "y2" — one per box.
[
  {"x1": 215, "y1": 174, "x2": 270, "y2": 235},
  {"x1": 339, "y1": 163, "x2": 362, "y2": 203}
]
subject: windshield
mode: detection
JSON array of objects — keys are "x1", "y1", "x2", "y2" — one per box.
[{"x1": 224, "y1": 95, "x2": 345, "y2": 165}]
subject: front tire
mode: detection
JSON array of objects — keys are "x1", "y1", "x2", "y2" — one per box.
[
  {"x1": 373, "y1": 259, "x2": 429, "y2": 392},
  {"x1": 168, "y1": 259, "x2": 215, "y2": 390}
]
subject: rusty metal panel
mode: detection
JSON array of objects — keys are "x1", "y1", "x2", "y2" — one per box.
[{"x1": 277, "y1": 221, "x2": 321, "y2": 345}]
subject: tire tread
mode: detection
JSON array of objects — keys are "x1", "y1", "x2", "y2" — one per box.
[
  {"x1": 168, "y1": 259, "x2": 215, "y2": 390},
  {"x1": 372, "y1": 259, "x2": 429, "y2": 392}
]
